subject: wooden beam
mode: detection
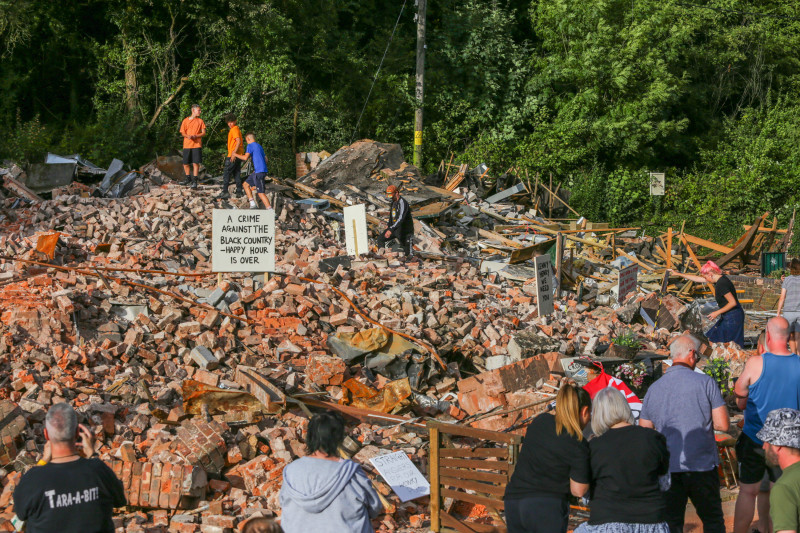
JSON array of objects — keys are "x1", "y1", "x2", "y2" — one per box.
[
  {"x1": 478, "y1": 229, "x2": 524, "y2": 249},
  {"x1": 666, "y1": 227, "x2": 673, "y2": 270},
  {"x1": 679, "y1": 234, "x2": 716, "y2": 294},
  {"x1": 716, "y1": 213, "x2": 768, "y2": 268},
  {"x1": 430, "y1": 425, "x2": 441, "y2": 532},
  {"x1": 615, "y1": 248, "x2": 654, "y2": 272},
  {"x1": 743, "y1": 225, "x2": 788, "y2": 234},
  {"x1": 535, "y1": 180, "x2": 581, "y2": 217},
  {"x1": 682, "y1": 234, "x2": 733, "y2": 254}
]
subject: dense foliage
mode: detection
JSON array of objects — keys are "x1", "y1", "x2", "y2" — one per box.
[{"x1": 2, "y1": 0, "x2": 800, "y2": 240}]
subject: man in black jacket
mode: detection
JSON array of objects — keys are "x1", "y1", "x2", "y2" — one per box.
[{"x1": 377, "y1": 185, "x2": 413, "y2": 256}]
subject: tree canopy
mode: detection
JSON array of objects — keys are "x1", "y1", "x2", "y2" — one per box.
[{"x1": 2, "y1": 0, "x2": 800, "y2": 240}]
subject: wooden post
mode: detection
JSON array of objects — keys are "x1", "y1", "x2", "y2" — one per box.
[
  {"x1": 352, "y1": 218, "x2": 360, "y2": 258},
  {"x1": 548, "y1": 173, "x2": 553, "y2": 219},
  {"x1": 666, "y1": 227, "x2": 673, "y2": 270},
  {"x1": 429, "y1": 426, "x2": 441, "y2": 532},
  {"x1": 611, "y1": 233, "x2": 616, "y2": 259},
  {"x1": 413, "y1": 0, "x2": 427, "y2": 168},
  {"x1": 217, "y1": 272, "x2": 222, "y2": 285},
  {"x1": 555, "y1": 232, "x2": 564, "y2": 294}
]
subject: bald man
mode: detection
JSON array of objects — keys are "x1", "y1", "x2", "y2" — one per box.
[
  {"x1": 640, "y1": 334, "x2": 729, "y2": 533},
  {"x1": 733, "y1": 317, "x2": 800, "y2": 533}
]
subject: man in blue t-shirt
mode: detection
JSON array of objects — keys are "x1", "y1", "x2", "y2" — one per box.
[{"x1": 233, "y1": 133, "x2": 271, "y2": 209}]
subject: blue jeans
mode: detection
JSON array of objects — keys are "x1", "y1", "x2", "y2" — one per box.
[{"x1": 706, "y1": 304, "x2": 745, "y2": 347}]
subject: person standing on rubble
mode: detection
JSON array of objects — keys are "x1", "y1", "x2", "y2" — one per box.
[
  {"x1": 733, "y1": 316, "x2": 800, "y2": 533},
  {"x1": 575, "y1": 387, "x2": 670, "y2": 533},
  {"x1": 639, "y1": 334, "x2": 730, "y2": 533},
  {"x1": 233, "y1": 133, "x2": 271, "y2": 209},
  {"x1": 377, "y1": 185, "x2": 413, "y2": 256},
  {"x1": 13, "y1": 403, "x2": 126, "y2": 533},
  {"x1": 776, "y1": 257, "x2": 800, "y2": 353},
  {"x1": 218, "y1": 113, "x2": 245, "y2": 199},
  {"x1": 504, "y1": 382, "x2": 592, "y2": 533},
  {"x1": 179, "y1": 104, "x2": 206, "y2": 189},
  {"x1": 669, "y1": 260, "x2": 745, "y2": 347},
  {"x1": 280, "y1": 411, "x2": 383, "y2": 533}
]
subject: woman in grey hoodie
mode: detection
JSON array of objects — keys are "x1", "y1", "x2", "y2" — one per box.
[{"x1": 280, "y1": 411, "x2": 384, "y2": 533}]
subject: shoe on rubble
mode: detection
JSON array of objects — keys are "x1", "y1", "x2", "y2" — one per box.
[{"x1": 249, "y1": 200, "x2": 257, "y2": 209}]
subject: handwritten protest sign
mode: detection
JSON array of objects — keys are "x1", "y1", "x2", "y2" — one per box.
[
  {"x1": 369, "y1": 451, "x2": 430, "y2": 502},
  {"x1": 535, "y1": 254, "x2": 555, "y2": 316},
  {"x1": 212, "y1": 209, "x2": 275, "y2": 272},
  {"x1": 618, "y1": 264, "x2": 639, "y2": 303}
]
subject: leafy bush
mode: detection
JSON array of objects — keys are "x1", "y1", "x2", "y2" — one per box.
[{"x1": 703, "y1": 357, "x2": 732, "y2": 396}]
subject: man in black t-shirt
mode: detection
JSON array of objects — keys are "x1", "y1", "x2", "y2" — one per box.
[{"x1": 13, "y1": 403, "x2": 125, "y2": 533}]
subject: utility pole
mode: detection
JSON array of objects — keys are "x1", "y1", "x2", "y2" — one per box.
[{"x1": 413, "y1": 0, "x2": 427, "y2": 169}]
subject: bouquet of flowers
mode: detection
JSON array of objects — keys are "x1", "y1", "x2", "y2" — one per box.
[{"x1": 614, "y1": 361, "x2": 647, "y2": 389}]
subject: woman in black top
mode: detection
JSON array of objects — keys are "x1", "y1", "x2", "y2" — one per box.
[
  {"x1": 669, "y1": 260, "x2": 744, "y2": 347},
  {"x1": 504, "y1": 383, "x2": 592, "y2": 533},
  {"x1": 575, "y1": 387, "x2": 670, "y2": 533}
]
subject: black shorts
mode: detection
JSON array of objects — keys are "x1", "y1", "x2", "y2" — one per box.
[
  {"x1": 736, "y1": 432, "x2": 782, "y2": 484},
  {"x1": 182, "y1": 147, "x2": 202, "y2": 165}
]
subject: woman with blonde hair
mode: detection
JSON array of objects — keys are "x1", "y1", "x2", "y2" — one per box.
[
  {"x1": 776, "y1": 257, "x2": 800, "y2": 353},
  {"x1": 669, "y1": 260, "x2": 744, "y2": 346},
  {"x1": 575, "y1": 387, "x2": 670, "y2": 533},
  {"x1": 504, "y1": 382, "x2": 592, "y2": 533}
]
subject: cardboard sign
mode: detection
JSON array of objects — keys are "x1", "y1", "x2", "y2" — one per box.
[
  {"x1": 212, "y1": 209, "x2": 275, "y2": 272},
  {"x1": 618, "y1": 264, "x2": 639, "y2": 303},
  {"x1": 535, "y1": 254, "x2": 555, "y2": 316},
  {"x1": 344, "y1": 204, "x2": 368, "y2": 256},
  {"x1": 649, "y1": 172, "x2": 665, "y2": 196},
  {"x1": 369, "y1": 451, "x2": 430, "y2": 502}
]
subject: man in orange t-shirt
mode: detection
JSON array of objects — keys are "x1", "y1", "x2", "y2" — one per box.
[
  {"x1": 179, "y1": 104, "x2": 206, "y2": 189},
  {"x1": 218, "y1": 113, "x2": 245, "y2": 199}
]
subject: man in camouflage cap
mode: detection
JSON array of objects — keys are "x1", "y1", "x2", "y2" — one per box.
[{"x1": 758, "y1": 408, "x2": 800, "y2": 533}]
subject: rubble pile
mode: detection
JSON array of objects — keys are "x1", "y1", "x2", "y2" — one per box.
[{"x1": 0, "y1": 143, "x2": 790, "y2": 531}]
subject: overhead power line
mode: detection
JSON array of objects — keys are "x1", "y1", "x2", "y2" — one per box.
[{"x1": 350, "y1": 0, "x2": 409, "y2": 144}]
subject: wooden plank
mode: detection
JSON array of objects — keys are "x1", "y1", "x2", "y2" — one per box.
[
  {"x1": 478, "y1": 229, "x2": 524, "y2": 249},
  {"x1": 717, "y1": 213, "x2": 768, "y2": 268},
  {"x1": 743, "y1": 225, "x2": 788, "y2": 234},
  {"x1": 440, "y1": 512, "x2": 507, "y2": 533},
  {"x1": 289, "y1": 180, "x2": 383, "y2": 227},
  {"x1": 3, "y1": 176, "x2": 44, "y2": 203},
  {"x1": 678, "y1": 234, "x2": 716, "y2": 294},
  {"x1": 555, "y1": 232, "x2": 563, "y2": 290},
  {"x1": 508, "y1": 239, "x2": 555, "y2": 265},
  {"x1": 439, "y1": 448, "x2": 509, "y2": 459},
  {"x1": 537, "y1": 180, "x2": 580, "y2": 217},
  {"x1": 427, "y1": 421, "x2": 522, "y2": 444},
  {"x1": 666, "y1": 227, "x2": 673, "y2": 270},
  {"x1": 615, "y1": 248, "x2": 654, "y2": 272},
  {"x1": 682, "y1": 234, "x2": 732, "y2": 254},
  {"x1": 441, "y1": 512, "x2": 479, "y2": 533},
  {"x1": 441, "y1": 488, "x2": 505, "y2": 510},
  {"x1": 440, "y1": 477, "x2": 506, "y2": 497},
  {"x1": 439, "y1": 467, "x2": 508, "y2": 484},
  {"x1": 430, "y1": 426, "x2": 441, "y2": 533},
  {"x1": 440, "y1": 458, "x2": 510, "y2": 472}
]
